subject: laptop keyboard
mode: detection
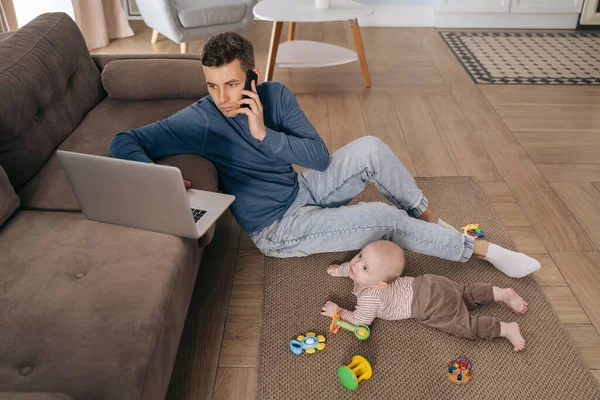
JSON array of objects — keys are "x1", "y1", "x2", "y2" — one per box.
[{"x1": 191, "y1": 208, "x2": 207, "y2": 223}]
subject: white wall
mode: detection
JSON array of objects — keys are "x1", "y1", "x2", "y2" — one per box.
[
  {"x1": 13, "y1": 0, "x2": 74, "y2": 27},
  {"x1": 359, "y1": 0, "x2": 580, "y2": 28},
  {"x1": 360, "y1": 0, "x2": 435, "y2": 4},
  {"x1": 358, "y1": 0, "x2": 437, "y2": 26}
]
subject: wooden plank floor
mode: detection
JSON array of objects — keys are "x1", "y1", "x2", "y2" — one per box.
[{"x1": 94, "y1": 21, "x2": 600, "y2": 398}]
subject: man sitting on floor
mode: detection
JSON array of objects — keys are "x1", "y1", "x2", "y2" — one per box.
[{"x1": 109, "y1": 32, "x2": 540, "y2": 279}]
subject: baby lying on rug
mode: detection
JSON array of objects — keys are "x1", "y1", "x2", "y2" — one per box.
[{"x1": 321, "y1": 240, "x2": 527, "y2": 351}]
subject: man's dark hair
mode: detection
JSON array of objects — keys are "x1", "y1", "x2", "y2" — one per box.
[{"x1": 201, "y1": 32, "x2": 255, "y2": 72}]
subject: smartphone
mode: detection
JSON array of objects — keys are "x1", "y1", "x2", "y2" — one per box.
[{"x1": 241, "y1": 69, "x2": 258, "y2": 109}]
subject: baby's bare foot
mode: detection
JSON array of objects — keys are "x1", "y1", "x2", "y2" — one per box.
[
  {"x1": 501, "y1": 322, "x2": 526, "y2": 352},
  {"x1": 502, "y1": 288, "x2": 527, "y2": 313}
]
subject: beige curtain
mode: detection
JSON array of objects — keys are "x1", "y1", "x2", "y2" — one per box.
[
  {"x1": 72, "y1": 0, "x2": 134, "y2": 50},
  {"x1": 0, "y1": 0, "x2": 17, "y2": 32}
]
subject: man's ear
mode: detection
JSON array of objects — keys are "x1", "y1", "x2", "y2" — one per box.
[
  {"x1": 374, "y1": 281, "x2": 389, "y2": 290},
  {"x1": 253, "y1": 67, "x2": 261, "y2": 84}
]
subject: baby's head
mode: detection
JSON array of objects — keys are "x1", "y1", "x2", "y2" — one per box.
[{"x1": 348, "y1": 240, "x2": 406, "y2": 289}]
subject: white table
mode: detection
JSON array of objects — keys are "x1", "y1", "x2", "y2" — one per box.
[{"x1": 253, "y1": 0, "x2": 374, "y2": 87}]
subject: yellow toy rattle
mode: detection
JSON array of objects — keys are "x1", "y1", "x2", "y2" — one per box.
[
  {"x1": 330, "y1": 310, "x2": 370, "y2": 340},
  {"x1": 337, "y1": 355, "x2": 373, "y2": 391}
]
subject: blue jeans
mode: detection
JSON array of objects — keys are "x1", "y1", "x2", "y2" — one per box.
[{"x1": 251, "y1": 136, "x2": 474, "y2": 261}]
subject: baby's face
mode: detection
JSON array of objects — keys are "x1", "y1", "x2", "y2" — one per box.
[{"x1": 348, "y1": 242, "x2": 402, "y2": 287}]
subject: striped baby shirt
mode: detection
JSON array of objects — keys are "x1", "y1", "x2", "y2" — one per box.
[{"x1": 335, "y1": 263, "x2": 415, "y2": 326}]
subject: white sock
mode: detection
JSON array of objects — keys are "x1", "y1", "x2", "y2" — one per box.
[
  {"x1": 484, "y1": 243, "x2": 540, "y2": 278},
  {"x1": 438, "y1": 219, "x2": 458, "y2": 233}
]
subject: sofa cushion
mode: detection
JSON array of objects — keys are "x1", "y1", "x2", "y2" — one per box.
[
  {"x1": 0, "y1": 211, "x2": 202, "y2": 400},
  {"x1": 18, "y1": 98, "x2": 197, "y2": 211},
  {"x1": 176, "y1": 0, "x2": 246, "y2": 28},
  {"x1": 0, "y1": 13, "x2": 106, "y2": 191},
  {"x1": 0, "y1": 164, "x2": 19, "y2": 227},
  {"x1": 102, "y1": 59, "x2": 208, "y2": 100}
]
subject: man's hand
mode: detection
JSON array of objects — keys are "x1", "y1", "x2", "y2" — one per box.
[
  {"x1": 321, "y1": 301, "x2": 340, "y2": 318},
  {"x1": 235, "y1": 80, "x2": 266, "y2": 142},
  {"x1": 327, "y1": 264, "x2": 341, "y2": 276}
]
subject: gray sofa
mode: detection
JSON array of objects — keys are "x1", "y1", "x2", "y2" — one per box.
[{"x1": 0, "y1": 13, "x2": 219, "y2": 400}]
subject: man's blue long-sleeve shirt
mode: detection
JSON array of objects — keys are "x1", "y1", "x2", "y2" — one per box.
[{"x1": 109, "y1": 82, "x2": 330, "y2": 233}]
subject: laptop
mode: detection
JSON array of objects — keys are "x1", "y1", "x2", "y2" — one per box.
[{"x1": 56, "y1": 150, "x2": 235, "y2": 239}]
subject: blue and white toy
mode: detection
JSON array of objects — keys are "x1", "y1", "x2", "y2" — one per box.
[{"x1": 289, "y1": 332, "x2": 326, "y2": 355}]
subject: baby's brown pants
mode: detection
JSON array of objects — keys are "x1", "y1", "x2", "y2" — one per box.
[{"x1": 411, "y1": 274, "x2": 501, "y2": 340}]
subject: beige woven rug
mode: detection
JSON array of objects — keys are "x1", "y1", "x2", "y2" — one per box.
[{"x1": 259, "y1": 177, "x2": 600, "y2": 399}]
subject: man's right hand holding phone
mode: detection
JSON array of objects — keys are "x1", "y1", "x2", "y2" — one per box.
[{"x1": 236, "y1": 79, "x2": 266, "y2": 142}]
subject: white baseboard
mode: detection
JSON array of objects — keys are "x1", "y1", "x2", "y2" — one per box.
[
  {"x1": 434, "y1": 12, "x2": 580, "y2": 29},
  {"x1": 358, "y1": 5, "x2": 436, "y2": 27}
]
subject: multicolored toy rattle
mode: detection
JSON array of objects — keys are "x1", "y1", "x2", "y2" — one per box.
[
  {"x1": 447, "y1": 356, "x2": 473, "y2": 385},
  {"x1": 329, "y1": 310, "x2": 370, "y2": 340},
  {"x1": 289, "y1": 332, "x2": 326, "y2": 355},
  {"x1": 462, "y1": 224, "x2": 485, "y2": 239}
]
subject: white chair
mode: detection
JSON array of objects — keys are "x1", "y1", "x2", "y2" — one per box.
[{"x1": 136, "y1": 0, "x2": 258, "y2": 53}]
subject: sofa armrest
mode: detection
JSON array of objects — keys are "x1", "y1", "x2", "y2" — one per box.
[
  {"x1": 99, "y1": 57, "x2": 208, "y2": 100},
  {"x1": 156, "y1": 154, "x2": 219, "y2": 247},
  {"x1": 135, "y1": 0, "x2": 183, "y2": 43}
]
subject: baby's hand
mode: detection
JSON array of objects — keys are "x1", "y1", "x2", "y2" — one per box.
[
  {"x1": 327, "y1": 264, "x2": 340, "y2": 276},
  {"x1": 321, "y1": 301, "x2": 340, "y2": 318}
]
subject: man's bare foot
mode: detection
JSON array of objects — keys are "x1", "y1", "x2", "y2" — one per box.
[
  {"x1": 494, "y1": 287, "x2": 528, "y2": 313},
  {"x1": 501, "y1": 322, "x2": 526, "y2": 352}
]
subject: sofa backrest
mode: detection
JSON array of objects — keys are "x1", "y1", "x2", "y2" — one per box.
[
  {"x1": 0, "y1": 13, "x2": 106, "y2": 191},
  {"x1": 0, "y1": 164, "x2": 19, "y2": 227}
]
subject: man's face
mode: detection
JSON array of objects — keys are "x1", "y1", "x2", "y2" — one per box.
[{"x1": 203, "y1": 59, "x2": 259, "y2": 118}]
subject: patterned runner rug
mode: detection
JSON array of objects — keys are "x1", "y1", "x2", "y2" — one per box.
[{"x1": 440, "y1": 31, "x2": 600, "y2": 84}]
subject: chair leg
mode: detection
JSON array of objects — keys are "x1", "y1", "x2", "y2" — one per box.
[
  {"x1": 151, "y1": 30, "x2": 159, "y2": 44},
  {"x1": 266, "y1": 22, "x2": 283, "y2": 82},
  {"x1": 180, "y1": 42, "x2": 188, "y2": 54},
  {"x1": 288, "y1": 22, "x2": 296, "y2": 41}
]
